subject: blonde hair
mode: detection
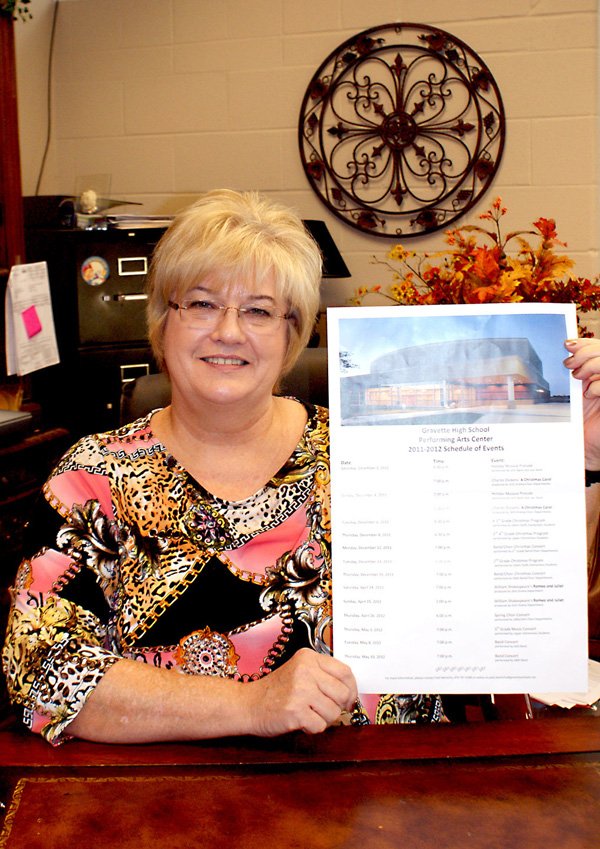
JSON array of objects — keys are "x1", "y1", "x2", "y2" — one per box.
[{"x1": 146, "y1": 190, "x2": 322, "y2": 374}]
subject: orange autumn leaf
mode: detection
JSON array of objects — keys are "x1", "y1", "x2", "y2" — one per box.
[{"x1": 469, "y1": 246, "x2": 501, "y2": 284}]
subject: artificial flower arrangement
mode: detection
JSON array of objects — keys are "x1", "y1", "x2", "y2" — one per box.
[{"x1": 354, "y1": 197, "x2": 600, "y2": 336}]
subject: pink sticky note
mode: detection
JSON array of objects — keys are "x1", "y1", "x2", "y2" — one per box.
[{"x1": 21, "y1": 305, "x2": 42, "y2": 338}]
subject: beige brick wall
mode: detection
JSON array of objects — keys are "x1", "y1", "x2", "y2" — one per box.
[{"x1": 15, "y1": 0, "x2": 599, "y2": 310}]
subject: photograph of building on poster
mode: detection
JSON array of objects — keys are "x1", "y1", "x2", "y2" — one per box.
[{"x1": 338, "y1": 311, "x2": 570, "y2": 426}]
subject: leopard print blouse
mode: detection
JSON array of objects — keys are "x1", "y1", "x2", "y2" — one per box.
[{"x1": 2, "y1": 404, "x2": 443, "y2": 744}]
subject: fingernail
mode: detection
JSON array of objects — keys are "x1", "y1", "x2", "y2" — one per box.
[{"x1": 565, "y1": 339, "x2": 578, "y2": 348}]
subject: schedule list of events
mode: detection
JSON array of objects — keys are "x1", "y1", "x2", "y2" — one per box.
[{"x1": 328, "y1": 304, "x2": 588, "y2": 695}]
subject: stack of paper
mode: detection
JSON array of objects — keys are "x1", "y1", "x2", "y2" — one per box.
[{"x1": 106, "y1": 214, "x2": 173, "y2": 229}]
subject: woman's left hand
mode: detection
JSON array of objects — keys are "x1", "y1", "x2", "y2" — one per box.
[{"x1": 564, "y1": 338, "x2": 600, "y2": 470}]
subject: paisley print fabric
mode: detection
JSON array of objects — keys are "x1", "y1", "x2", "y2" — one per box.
[{"x1": 2, "y1": 403, "x2": 443, "y2": 744}]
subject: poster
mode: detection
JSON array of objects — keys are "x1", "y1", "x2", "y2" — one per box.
[{"x1": 328, "y1": 303, "x2": 588, "y2": 695}]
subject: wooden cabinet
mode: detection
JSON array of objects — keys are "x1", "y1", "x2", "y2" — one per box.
[{"x1": 0, "y1": 426, "x2": 70, "y2": 580}]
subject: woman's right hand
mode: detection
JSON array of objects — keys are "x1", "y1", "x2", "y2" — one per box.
[
  {"x1": 243, "y1": 648, "x2": 358, "y2": 736},
  {"x1": 65, "y1": 649, "x2": 358, "y2": 744}
]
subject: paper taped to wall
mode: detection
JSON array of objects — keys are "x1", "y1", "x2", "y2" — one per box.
[{"x1": 4, "y1": 261, "x2": 60, "y2": 376}]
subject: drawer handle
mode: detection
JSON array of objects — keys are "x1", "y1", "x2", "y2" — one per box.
[{"x1": 101, "y1": 293, "x2": 148, "y2": 302}]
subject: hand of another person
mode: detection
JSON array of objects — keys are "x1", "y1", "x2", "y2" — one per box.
[
  {"x1": 243, "y1": 647, "x2": 358, "y2": 737},
  {"x1": 564, "y1": 338, "x2": 600, "y2": 470}
]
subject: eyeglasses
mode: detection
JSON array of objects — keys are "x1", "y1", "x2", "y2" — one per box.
[{"x1": 168, "y1": 299, "x2": 292, "y2": 333}]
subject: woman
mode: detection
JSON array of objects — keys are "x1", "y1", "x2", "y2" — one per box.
[{"x1": 2, "y1": 190, "x2": 442, "y2": 745}]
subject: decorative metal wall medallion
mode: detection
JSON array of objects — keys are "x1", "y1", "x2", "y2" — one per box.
[{"x1": 298, "y1": 23, "x2": 506, "y2": 238}]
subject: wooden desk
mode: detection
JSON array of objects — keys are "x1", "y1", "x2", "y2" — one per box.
[{"x1": 1, "y1": 717, "x2": 599, "y2": 848}]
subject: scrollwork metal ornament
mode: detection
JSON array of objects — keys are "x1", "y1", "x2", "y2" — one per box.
[{"x1": 298, "y1": 23, "x2": 506, "y2": 238}]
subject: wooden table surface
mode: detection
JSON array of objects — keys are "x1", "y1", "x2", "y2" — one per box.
[{"x1": 1, "y1": 716, "x2": 599, "y2": 848}]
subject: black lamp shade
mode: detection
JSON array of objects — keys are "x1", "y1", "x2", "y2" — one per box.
[{"x1": 302, "y1": 219, "x2": 351, "y2": 278}]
